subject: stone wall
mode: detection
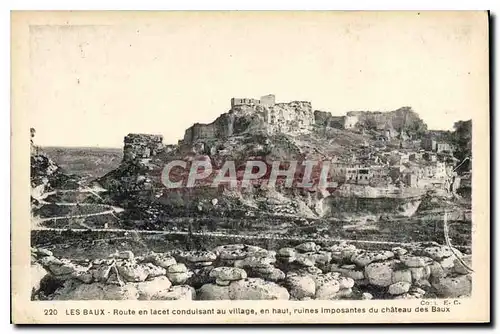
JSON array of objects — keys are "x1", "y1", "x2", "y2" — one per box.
[
  {"x1": 31, "y1": 241, "x2": 471, "y2": 301},
  {"x1": 183, "y1": 113, "x2": 237, "y2": 144}
]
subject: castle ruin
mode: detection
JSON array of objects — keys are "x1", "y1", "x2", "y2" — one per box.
[{"x1": 182, "y1": 94, "x2": 315, "y2": 145}]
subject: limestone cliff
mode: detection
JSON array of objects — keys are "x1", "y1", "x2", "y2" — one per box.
[{"x1": 347, "y1": 107, "x2": 427, "y2": 136}]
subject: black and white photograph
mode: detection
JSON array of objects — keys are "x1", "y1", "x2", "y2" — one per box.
[{"x1": 11, "y1": 10, "x2": 490, "y2": 324}]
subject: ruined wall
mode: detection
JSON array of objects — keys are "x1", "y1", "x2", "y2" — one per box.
[
  {"x1": 260, "y1": 94, "x2": 276, "y2": 107},
  {"x1": 183, "y1": 113, "x2": 237, "y2": 144},
  {"x1": 231, "y1": 98, "x2": 261, "y2": 108}
]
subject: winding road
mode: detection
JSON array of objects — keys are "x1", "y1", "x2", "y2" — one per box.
[{"x1": 32, "y1": 188, "x2": 471, "y2": 250}]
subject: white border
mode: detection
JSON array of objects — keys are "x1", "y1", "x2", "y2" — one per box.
[{"x1": 3, "y1": 1, "x2": 498, "y2": 333}]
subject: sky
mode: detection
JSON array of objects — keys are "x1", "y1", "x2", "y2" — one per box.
[{"x1": 27, "y1": 11, "x2": 488, "y2": 148}]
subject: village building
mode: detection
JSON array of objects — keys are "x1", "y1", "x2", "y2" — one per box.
[{"x1": 422, "y1": 137, "x2": 453, "y2": 153}]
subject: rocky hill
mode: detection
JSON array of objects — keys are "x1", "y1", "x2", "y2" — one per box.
[
  {"x1": 31, "y1": 143, "x2": 83, "y2": 205},
  {"x1": 94, "y1": 98, "x2": 458, "y2": 234}
]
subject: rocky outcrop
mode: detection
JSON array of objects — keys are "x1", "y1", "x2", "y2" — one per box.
[
  {"x1": 347, "y1": 107, "x2": 427, "y2": 136},
  {"x1": 30, "y1": 130, "x2": 84, "y2": 210},
  {"x1": 31, "y1": 241, "x2": 472, "y2": 301},
  {"x1": 314, "y1": 110, "x2": 345, "y2": 129},
  {"x1": 123, "y1": 134, "x2": 164, "y2": 162}
]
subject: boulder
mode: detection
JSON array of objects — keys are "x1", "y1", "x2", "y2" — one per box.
[
  {"x1": 216, "y1": 279, "x2": 231, "y2": 286},
  {"x1": 428, "y1": 262, "x2": 446, "y2": 279},
  {"x1": 422, "y1": 246, "x2": 454, "y2": 261},
  {"x1": 252, "y1": 266, "x2": 285, "y2": 282},
  {"x1": 192, "y1": 261, "x2": 213, "y2": 268},
  {"x1": 336, "y1": 288, "x2": 353, "y2": 298},
  {"x1": 440, "y1": 255, "x2": 457, "y2": 272},
  {"x1": 391, "y1": 247, "x2": 408, "y2": 257},
  {"x1": 36, "y1": 248, "x2": 53, "y2": 257},
  {"x1": 136, "y1": 276, "x2": 173, "y2": 300},
  {"x1": 328, "y1": 243, "x2": 358, "y2": 263},
  {"x1": 229, "y1": 278, "x2": 289, "y2": 300},
  {"x1": 185, "y1": 266, "x2": 214, "y2": 288},
  {"x1": 297, "y1": 266, "x2": 323, "y2": 276},
  {"x1": 453, "y1": 255, "x2": 472, "y2": 275},
  {"x1": 91, "y1": 263, "x2": 114, "y2": 282},
  {"x1": 106, "y1": 266, "x2": 125, "y2": 286},
  {"x1": 399, "y1": 255, "x2": 428, "y2": 268},
  {"x1": 166, "y1": 272, "x2": 191, "y2": 285},
  {"x1": 144, "y1": 263, "x2": 167, "y2": 279},
  {"x1": 277, "y1": 247, "x2": 296, "y2": 258},
  {"x1": 294, "y1": 253, "x2": 316, "y2": 267},
  {"x1": 431, "y1": 274, "x2": 472, "y2": 298},
  {"x1": 178, "y1": 250, "x2": 217, "y2": 263},
  {"x1": 31, "y1": 263, "x2": 48, "y2": 295},
  {"x1": 352, "y1": 251, "x2": 394, "y2": 267},
  {"x1": 218, "y1": 249, "x2": 249, "y2": 261},
  {"x1": 338, "y1": 276, "x2": 355, "y2": 289},
  {"x1": 235, "y1": 255, "x2": 275, "y2": 268},
  {"x1": 116, "y1": 263, "x2": 150, "y2": 282},
  {"x1": 212, "y1": 244, "x2": 245, "y2": 256},
  {"x1": 330, "y1": 264, "x2": 365, "y2": 280},
  {"x1": 409, "y1": 266, "x2": 430, "y2": 282},
  {"x1": 295, "y1": 242, "x2": 320, "y2": 253},
  {"x1": 150, "y1": 253, "x2": 177, "y2": 269},
  {"x1": 286, "y1": 274, "x2": 316, "y2": 299},
  {"x1": 167, "y1": 263, "x2": 188, "y2": 273},
  {"x1": 362, "y1": 292, "x2": 373, "y2": 300},
  {"x1": 393, "y1": 293, "x2": 420, "y2": 300},
  {"x1": 392, "y1": 269, "x2": 412, "y2": 284},
  {"x1": 39, "y1": 256, "x2": 62, "y2": 267},
  {"x1": 158, "y1": 285, "x2": 196, "y2": 300},
  {"x1": 54, "y1": 282, "x2": 139, "y2": 300},
  {"x1": 388, "y1": 281, "x2": 411, "y2": 295},
  {"x1": 209, "y1": 267, "x2": 247, "y2": 281},
  {"x1": 197, "y1": 284, "x2": 231, "y2": 300},
  {"x1": 45, "y1": 258, "x2": 89, "y2": 277},
  {"x1": 364, "y1": 260, "x2": 398, "y2": 287},
  {"x1": 72, "y1": 270, "x2": 94, "y2": 284},
  {"x1": 409, "y1": 287, "x2": 426, "y2": 298},
  {"x1": 314, "y1": 273, "x2": 341, "y2": 300},
  {"x1": 311, "y1": 251, "x2": 332, "y2": 267}
]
